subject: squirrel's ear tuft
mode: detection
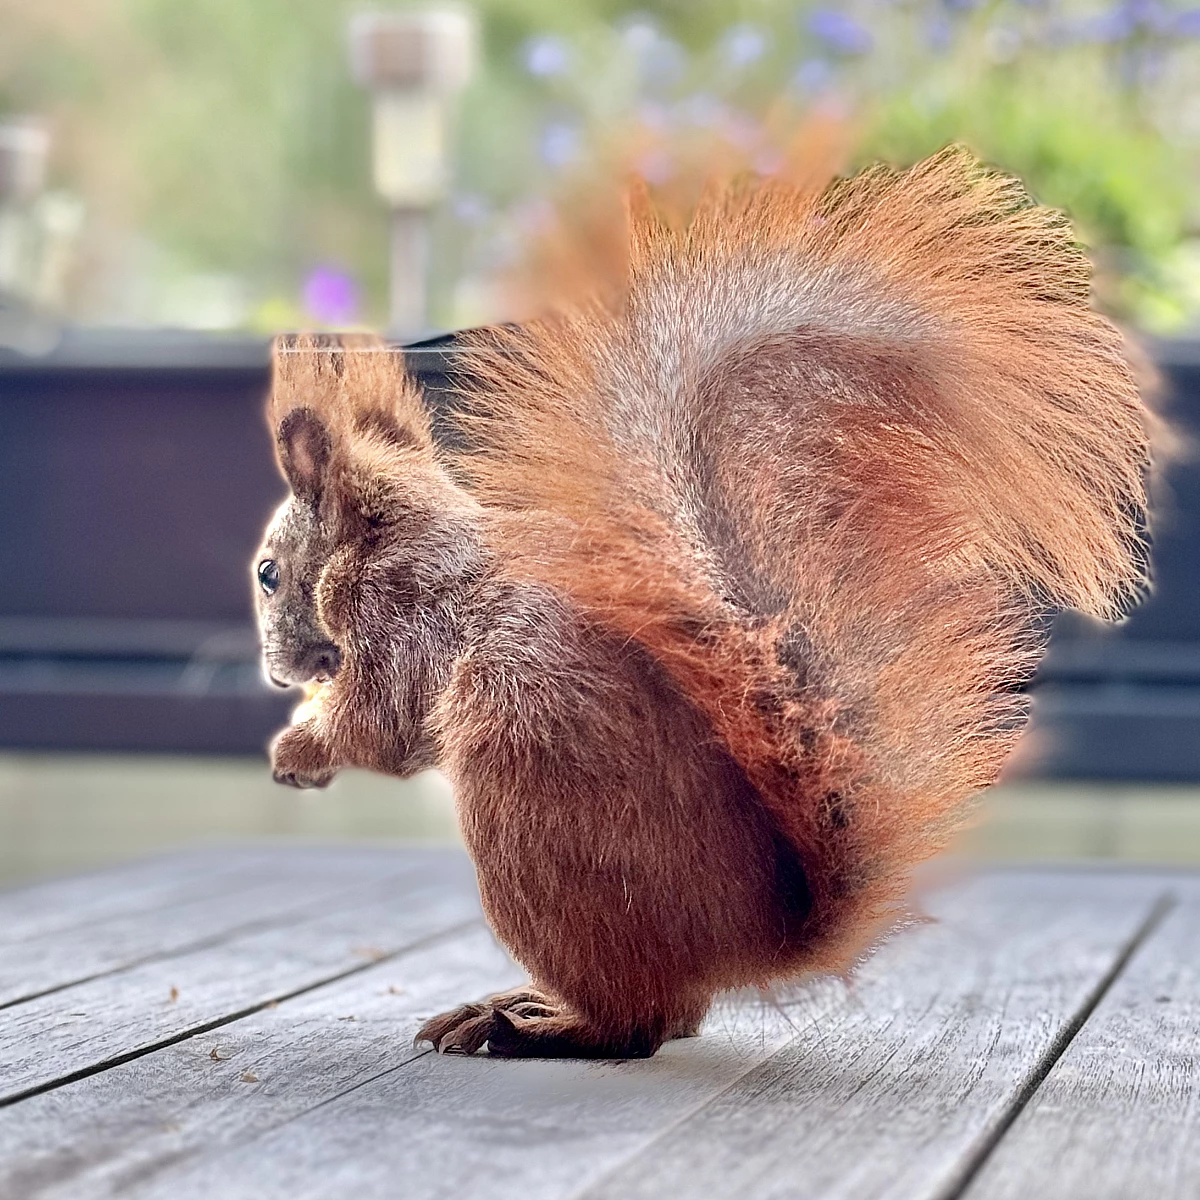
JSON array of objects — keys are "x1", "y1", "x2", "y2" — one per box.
[
  {"x1": 353, "y1": 404, "x2": 426, "y2": 450},
  {"x1": 277, "y1": 407, "x2": 332, "y2": 501}
]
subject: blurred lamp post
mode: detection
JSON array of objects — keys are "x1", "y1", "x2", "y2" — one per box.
[{"x1": 349, "y1": 8, "x2": 476, "y2": 339}]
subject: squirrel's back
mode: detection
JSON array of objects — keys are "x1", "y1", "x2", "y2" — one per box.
[{"x1": 460, "y1": 146, "x2": 1151, "y2": 971}]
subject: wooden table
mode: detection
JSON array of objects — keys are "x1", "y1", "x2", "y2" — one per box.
[{"x1": 0, "y1": 847, "x2": 1195, "y2": 1199}]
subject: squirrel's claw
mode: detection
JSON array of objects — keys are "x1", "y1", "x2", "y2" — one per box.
[
  {"x1": 269, "y1": 724, "x2": 336, "y2": 789},
  {"x1": 415, "y1": 987, "x2": 667, "y2": 1059},
  {"x1": 271, "y1": 767, "x2": 333, "y2": 789},
  {"x1": 414, "y1": 988, "x2": 561, "y2": 1056},
  {"x1": 413, "y1": 1001, "x2": 490, "y2": 1052},
  {"x1": 437, "y1": 1012, "x2": 497, "y2": 1055}
]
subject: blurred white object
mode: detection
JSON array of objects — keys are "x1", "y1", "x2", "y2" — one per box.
[
  {"x1": 29, "y1": 192, "x2": 85, "y2": 311},
  {"x1": 370, "y1": 92, "x2": 449, "y2": 207},
  {"x1": 157, "y1": 272, "x2": 251, "y2": 331},
  {"x1": 0, "y1": 120, "x2": 51, "y2": 300},
  {"x1": 0, "y1": 119, "x2": 78, "y2": 355},
  {"x1": 349, "y1": 8, "x2": 476, "y2": 337},
  {"x1": 0, "y1": 120, "x2": 49, "y2": 205}
]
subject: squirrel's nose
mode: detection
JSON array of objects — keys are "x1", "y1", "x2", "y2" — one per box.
[{"x1": 303, "y1": 643, "x2": 341, "y2": 682}]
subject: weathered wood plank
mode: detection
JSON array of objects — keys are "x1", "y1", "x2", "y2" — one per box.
[
  {"x1": 0, "y1": 851, "x2": 481, "y2": 1103},
  {"x1": 570, "y1": 872, "x2": 1168, "y2": 1200},
  {"x1": 119, "y1": 992, "x2": 805, "y2": 1200},
  {"x1": 0, "y1": 850, "x2": 444, "y2": 1007},
  {"x1": 0, "y1": 850, "x2": 268, "y2": 946},
  {"x1": 0, "y1": 923, "x2": 523, "y2": 1200},
  {"x1": 964, "y1": 880, "x2": 1200, "y2": 1200},
  {"x1": 0, "y1": 845, "x2": 417, "y2": 946},
  {"x1": 94, "y1": 870, "x2": 1165, "y2": 1200}
]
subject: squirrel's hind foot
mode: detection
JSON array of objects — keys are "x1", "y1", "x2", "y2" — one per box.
[
  {"x1": 414, "y1": 987, "x2": 552, "y2": 1055},
  {"x1": 414, "y1": 987, "x2": 667, "y2": 1059}
]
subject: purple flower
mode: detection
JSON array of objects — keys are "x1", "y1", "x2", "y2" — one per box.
[
  {"x1": 451, "y1": 194, "x2": 490, "y2": 225},
  {"x1": 807, "y1": 10, "x2": 874, "y2": 56},
  {"x1": 1081, "y1": 9, "x2": 1138, "y2": 41},
  {"x1": 926, "y1": 14, "x2": 955, "y2": 52},
  {"x1": 303, "y1": 267, "x2": 359, "y2": 326},
  {"x1": 1056, "y1": 1, "x2": 1179, "y2": 44},
  {"x1": 1121, "y1": 0, "x2": 1167, "y2": 29},
  {"x1": 1119, "y1": 43, "x2": 1165, "y2": 84},
  {"x1": 719, "y1": 23, "x2": 769, "y2": 69},
  {"x1": 792, "y1": 58, "x2": 835, "y2": 94},
  {"x1": 620, "y1": 21, "x2": 687, "y2": 92},
  {"x1": 1170, "y1": 8, "x2": 1200, "y2": 35},
  {"x1": 522, "y1": 35, "x2": 570, "y2": 78}
]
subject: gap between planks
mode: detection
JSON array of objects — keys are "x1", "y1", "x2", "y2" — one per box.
[
  {"x1": 106, "y1": 870, "x2": 1170, "y2": 1200},
  {"x1": 0, "y1": 922, "x2": 523, "y2": 1200},
  {"x1": 962, "y1": 878, "x2": 1200, "y2": 1200},
  {"x1": 0, "y1": 917, "x2": 483, "y2": 1112},
  {"x1": 0, "y1": 849, "x2": 484, "y2": 1106},
  {"x1": 931, "y1": 888, "x2": 1177, "y2": 1200},
  {"x1": 563, "y1": 871, "x2": 1175, "y2": 1200},
  {"x1": 2, "y1": 858, "x2": 1185, "y2": 1200},
  {"x1": 0, "y1": 856, "x2": 450, "y2": 1011}
]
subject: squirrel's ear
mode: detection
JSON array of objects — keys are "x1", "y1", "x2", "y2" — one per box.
[
  {"x1": 277, "y1": 407, "x2": 332, "y2": 501},
  {"x1": 353, "y1": 404, "x2": 428, "y2": 451}
]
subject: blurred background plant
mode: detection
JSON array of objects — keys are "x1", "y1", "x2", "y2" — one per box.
[{"x1": 0, "y1": 0, "x2": 1198, "y2": 334}]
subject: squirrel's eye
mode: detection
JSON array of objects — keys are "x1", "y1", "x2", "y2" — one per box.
[{"x1": 257, "y1": 559, "x2": 280, "y2": 596}]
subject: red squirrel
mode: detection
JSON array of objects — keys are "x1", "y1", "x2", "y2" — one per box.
[{"x1": 253, "y1": 147, "x2": 1151, "y2": 1058}]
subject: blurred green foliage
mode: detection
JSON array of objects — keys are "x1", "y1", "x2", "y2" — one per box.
[{"x1": 0, "y1": 0, "x2": 1197, "y2": 330}]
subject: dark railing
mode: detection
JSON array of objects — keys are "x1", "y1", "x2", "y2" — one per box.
[{"x1": 1, "y1": 329, "x2": 1198, "y2": 778}]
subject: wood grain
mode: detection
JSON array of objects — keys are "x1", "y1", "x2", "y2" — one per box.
[
  {"x1": 96, "y1": 869, "x2": 1165, "y2": 1200},
  {"x1": 964, "y1": 880, "x2": 1200, "y2": 1200},
  {"x1": 0, "y1": 845, "x2": 424, "y2": 946},
  {"x1": 0, "y1": 850, "x2": 268, "y2": 946},
  {"x1": 119, "y1": 991, "x2": 806, "y2": 1200},
  {"x1": 571, "y1": 872, "x2": 1167, "y2": 1200},
  {"x1": 0, "y1": 923, "x2": 523, "y2": 1200},
  {"x1": 2, "y1": 851, "x2": 1189, "y2": 1200},
  {"x1": 0, "y1": 850, "x2": 450, "y2": 1007},
  {"x1": 0, "y1": 850, "x2": 480, "y2": 1103}
]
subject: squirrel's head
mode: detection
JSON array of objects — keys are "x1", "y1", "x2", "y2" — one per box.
[{"x1": 253, "y1": 333, "x2": 472, "y2": 689}]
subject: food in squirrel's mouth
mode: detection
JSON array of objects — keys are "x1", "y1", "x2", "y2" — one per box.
[{"x1": 292, "y1": 680, "x2": 328, "y2": 725}]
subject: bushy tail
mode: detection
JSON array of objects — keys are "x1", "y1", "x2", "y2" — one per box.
[{"x1": 460, "y1": 146, "x2": 1152, "y2": 972}]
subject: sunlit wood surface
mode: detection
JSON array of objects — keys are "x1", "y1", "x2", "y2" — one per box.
[{"x1": 0, "y1": 848, "x2": 1195, "y2": 1199}]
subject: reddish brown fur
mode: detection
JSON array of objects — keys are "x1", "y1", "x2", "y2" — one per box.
[{"x1": 255, "y1": 148, "x2": 1151, "y2": 1057}]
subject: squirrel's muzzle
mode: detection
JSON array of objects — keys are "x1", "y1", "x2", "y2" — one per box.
[{"x1": 266, "y1": 641, "x2": 342, "y2": 688}]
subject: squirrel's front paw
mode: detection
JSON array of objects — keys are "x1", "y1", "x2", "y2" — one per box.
[{"x1": 270, "y1": 725, "x2": 336, "y2": 789}]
